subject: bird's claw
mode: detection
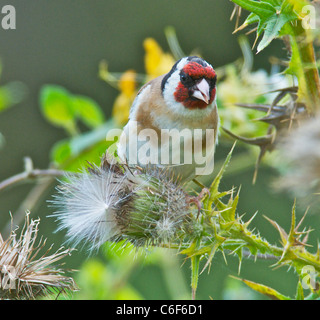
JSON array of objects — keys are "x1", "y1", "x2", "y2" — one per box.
[{"x1": 188, "y1": 187, "x2": 210, "y2": 218}]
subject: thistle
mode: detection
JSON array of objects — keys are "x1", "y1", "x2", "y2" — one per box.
[
  {"x1": 52, "y1": 154, "x2": 193, "y2": 251},
  {"x1": 0, "y1": 212, "x2": 76, "y2": 300},
  {"x1": 116, "y1": 165, "x2": 192, "y2": 247}
]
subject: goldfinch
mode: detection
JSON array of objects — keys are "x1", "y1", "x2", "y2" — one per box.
[{"x1": 117, "y1": 56, "x2": 219, "y2": 182}]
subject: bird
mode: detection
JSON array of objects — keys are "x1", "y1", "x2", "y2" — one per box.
[
  {"x1": 117, "y1": 56, "x2": 219, "y2": 184},
  {"x1": 52, "y1": 56, "x2": 220, "y2": 250}
]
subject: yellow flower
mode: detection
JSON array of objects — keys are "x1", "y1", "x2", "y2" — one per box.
[
  {"x1": 143, "y1": 38, "x2": 175, "y2": 80},
  {"x1": 112, "y1": 70, "x2": 136, "y2": 125},
  {"x1": 118, "y1": 69, "x2": 136, "y2": 96},
  {"x1": 111, "y1": 38, "x2": 175, "y2": 125}
]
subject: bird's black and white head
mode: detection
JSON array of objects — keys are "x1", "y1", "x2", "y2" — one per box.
[{"x1": 161, "y1": 56, "x2": 217, "y2": 116}]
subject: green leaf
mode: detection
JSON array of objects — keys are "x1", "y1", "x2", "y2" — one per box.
[
  {"x1": 221, "y1": 190, "x2": 239, "y2": 222},
  {"x1": 40, "y1": 85, "x2": 107, "y2": 135},
  {"x1": 72, "y1": 95, "x2": 105, "y2": 129},
  {"x1": 263, "y1": 0, "x2": 282, "y2": 6},
  {"x1": 191, "y1": 252, "x2": 201, "y2": 300},
  {"x1": 40, "y1": 85, "x2": 77, "y2": 135},
  {"x1": 53, "y1": 139, "x2": 109, "y2": 172},
  {"x1": 232, "y1": 276, "x2": 291, "y2": 300},
  {"x1": 295, "y1": 281, "x2": 305, "y2": 300},
  {"x1": 204, "y1": 142, "x2": 236, "y2": 211},
  {"x1": 231, "y1": 0, "x2": 298, "y2": 53},
  {"x1": 231, "y1": 0, "x2": 276, "y2": 51},
  {"x1": 244, "y1": 12, "x2": 260, "y2": 25},
  {"x1": 257, "y1": 13, "x2": 293, "y2": 52},
  {"x1": 200, "y1": 243, "x2": 221, "y2": 275},
  {"x1": 258, "y1": 1, "x2": 297, "y2": 52},
  {"x1": 50, "y1": 139, "x2": 72, "y2": 165},
  {"x1": 50, "y1": 119, "x2": 119, "y2": 170},
  {"x1": 231, "y1": 0, "x2": 276, "y2": 17},
  {"x1": 0, "y1": 82, "x2": 26, "y2": 113}
]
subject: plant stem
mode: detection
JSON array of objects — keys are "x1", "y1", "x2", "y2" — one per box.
[
  {"x1": 0, "y1": 167, "x2": 64, "y2": 192},
  {"x1": 227, "y1": 221, "x2": 320, "y2": 273},
  {"x1": 288, "y1": 22, "x2": 320, "y2": 113},
  {"x1": 191, "y1": 254, "x2": 200, "y2": 300}
]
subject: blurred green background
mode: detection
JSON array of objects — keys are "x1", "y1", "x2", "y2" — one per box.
[{"x1": 0, "y1": 0, "x2": 319, "y2": 299}]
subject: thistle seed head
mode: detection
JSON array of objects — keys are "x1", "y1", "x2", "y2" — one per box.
[
  {"x1": 51, "y1": 154, "x2": 133, "y2": 251},
  {"x1": 116, "y1": 165, "x2": 192, "y2": 247},
  {"x1": 51, "y1": 155, "x2": 193, "y2": 251}
]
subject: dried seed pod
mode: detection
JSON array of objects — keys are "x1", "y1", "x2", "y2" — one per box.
[{"x1": 0, "y1": 212, "x2": 76, "y2": 300}]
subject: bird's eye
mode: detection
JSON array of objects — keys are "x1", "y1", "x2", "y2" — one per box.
[{"x1": 180, "y1": 73, "x2": 189, "y2": 83}]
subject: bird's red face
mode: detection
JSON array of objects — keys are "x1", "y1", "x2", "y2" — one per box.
[{"x1": 174, "y1": 61, "x2": 217, "y2": 110}]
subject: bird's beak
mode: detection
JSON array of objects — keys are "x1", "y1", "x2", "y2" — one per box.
[{"x1": 192, "y1": 78, "x2": 210, "y2": 104}]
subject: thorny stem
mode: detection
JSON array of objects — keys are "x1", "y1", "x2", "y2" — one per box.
[
  {"x1": 228, "y1": 224, "x2": 284, "y2": 257},
  {"x1": 225, "y1": 221, "x2": 320, "y2": 273},
  {"x1": 172, "y1": 212, "x2": 320, "y2": 279},
  {"x1": 288, "y1": 22, "x2": 320, "y2": 113},
  {"x1": 191, "y1": 253, "x2": 200, "y2": 300}
]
